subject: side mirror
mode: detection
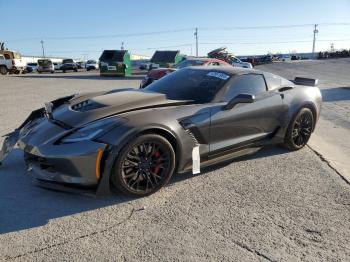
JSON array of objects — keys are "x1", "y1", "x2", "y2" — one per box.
[{"x1": 223, "y1": 94, "x2": 255, "y2": 110}]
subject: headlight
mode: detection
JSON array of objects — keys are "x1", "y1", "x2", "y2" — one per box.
[{"x1": 60, "y1": 118, "x2": 125, "y2": 144}]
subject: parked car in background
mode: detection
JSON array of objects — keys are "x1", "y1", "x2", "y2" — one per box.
[
  {"x1": 76, "y1": 61, "x2": 85, "y2": 69},
  {"x1": 280, "y1": 55, "x2": 291, "y2": 62},
  {"x1": 231, "y1": 57, "x2": 253, "y2": 68},
  {"x1": 241, "y1": 57, "x2": 257, "y2": 66},
  {"x1": 140, "y1": 57, "x2": 231, "y2": 88},
  {"x1": 139, "y1": 62, "x2": 154, "y2": 70},
  {"x1": 0, "y1": 50, "x2": 26, "y2": 75},
  {"x1": 85, "y1": 60, "x2": 99, "y2": 71},
  {"x1": 37, "y1": 59, "x2": 55, "y2": 73},
  {"x1": 53, "y1": 62, "x2": 61, "y2": 70},
  {"x1": 257, "y1": 55, "x2": 273, "y2": 64},
  {"x1": 291, "y1": 55, "x2": 301, "y2": 60},
  {"x1": 61, "y1": 59, "x2": 78, "y2": 73},
  {"x1": 26, "y1": 62, "x2": 38, "y2": 73}
]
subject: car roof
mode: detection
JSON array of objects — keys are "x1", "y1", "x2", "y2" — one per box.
[
  {"x1": 184, "y1": 57, "x2": 224, "y2": 62},
  {"x1": 186, "y1": 65, "x2": 263, "y2": 76}
]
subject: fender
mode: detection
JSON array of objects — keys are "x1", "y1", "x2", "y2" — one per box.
[{"x1": 95, "y1": 124, "x2": 182, "y2": 196}]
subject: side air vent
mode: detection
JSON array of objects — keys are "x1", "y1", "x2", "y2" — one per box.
[
  {"x1": 71, "y1": 100, "x2": 106, "y2": 112},
  {"x1": 179, "y1": 119, "x2": 200, "y2": 146},
  {"x1": 185, "y1": 129, "x2": 199, "y2": 146}
]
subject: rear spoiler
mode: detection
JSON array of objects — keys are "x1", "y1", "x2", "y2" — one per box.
[{"x1": 294, "y1": 77, "x2": 318, "y2": 87}]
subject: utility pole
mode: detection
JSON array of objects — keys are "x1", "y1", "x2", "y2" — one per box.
[
  {"x1": 312, "y1": 24, "x2": 318, "y2": 58},
  {"x1": 40, "y1": 40, "x2": 45, "y2": 58},
  {"x1": 194, "y1": 27, "x2": 198, "y2": 57},
  {"x1": 121, "y1": 42, "x2": 124, "y2": 50}
]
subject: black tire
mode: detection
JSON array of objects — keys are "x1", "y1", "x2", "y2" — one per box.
[
  {"x1": 74, "y1": 69, "x2": 78, "y2": 72},
  {"x1": 0, "y1": 66, "x2": 8, "y2": 75},
  {"x1": 111, "y1": 134, "x2": 176, "y2": 197},
  {"x1": 51, "y1": 71, "x2": 54, "y2": 74},
  {"x1": 38, "y1": 71, "x2": 42, "y2": 74},
  {"x1": 284, "y1": 108, "x2": 314, "y2": 150},
  {"x1": 63, "y1": 70, "x2": 66, "y2": 73}
]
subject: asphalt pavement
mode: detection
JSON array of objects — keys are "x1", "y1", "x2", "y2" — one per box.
[{"x1": 0, "y1": 61, "x2": 349, "y2": 261}]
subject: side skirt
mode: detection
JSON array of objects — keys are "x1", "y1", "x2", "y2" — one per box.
[{"x1": 178, "y1": 146, "x2": 262, "y2": 174}]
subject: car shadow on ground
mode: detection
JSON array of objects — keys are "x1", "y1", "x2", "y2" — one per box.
[
  {"x1": 321, "y1": 87, "x2": 350, "y2": 102},
  {"x1": 0, "y1": 146, "x2": 289, "y2": 234},
  {"x1": 14, "y1": 73, "x2": 145, "y2": 81}
]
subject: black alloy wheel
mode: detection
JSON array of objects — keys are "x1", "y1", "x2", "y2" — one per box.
[
  {"x1": 285, "y1": 108, "x2": 314, "y2": 150},
  {"x1": 112, "y1": 134, "x2": 175, "y2": 196}
]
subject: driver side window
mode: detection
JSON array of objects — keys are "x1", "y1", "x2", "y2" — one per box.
[{"x1": 222, "y1": 74, "x2": 267, "y2": 102}]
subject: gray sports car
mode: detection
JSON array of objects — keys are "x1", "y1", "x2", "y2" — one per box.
[{"x1": 0, "y1": 67, "x2": 322, "y2": 196}]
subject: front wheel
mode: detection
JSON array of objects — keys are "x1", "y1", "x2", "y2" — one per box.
[
  {"x1": 111, "y1": 134, "x2": 175, "y2": 196},
  {"x1": 0, "y1": 66, "x2": 8, "y2": 75},
  {"x1": 284, "y1": 108, "x2": 314, "y2": 150}
]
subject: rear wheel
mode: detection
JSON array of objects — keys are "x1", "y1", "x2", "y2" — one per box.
[
  {"x1": 111, "y1": 134, "x2": 175, "y2": 196},
  {"x1": 284, "y1": 108, "x2": 314, "y2": 150},
  {"x1": 0, "y1": 66, "x2": 8, "y2": 75}
]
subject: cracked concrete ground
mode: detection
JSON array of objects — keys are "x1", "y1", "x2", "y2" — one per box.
[{"x1": 0, "y1": 59, "x2": 350, "y2": 261}]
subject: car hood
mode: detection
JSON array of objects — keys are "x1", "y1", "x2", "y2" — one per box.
[{"x1": 52, "y1": 89, "x2": 190, "y2": 127}]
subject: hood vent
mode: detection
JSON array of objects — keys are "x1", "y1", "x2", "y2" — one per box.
[{"x1": 71, "y1": 99, "x2": 106, "y2": 112}]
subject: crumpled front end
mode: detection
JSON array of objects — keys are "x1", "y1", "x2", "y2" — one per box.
[
  {"x1": 17, "y1": 117, "x2": 106, "y2": 186},
  {"x1": 0, "y1": 95, "x2": 111, "y2": 193}
]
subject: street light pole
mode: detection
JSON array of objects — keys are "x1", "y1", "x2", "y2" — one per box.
[
  {"x1": 312, "y1": 24, "x2": 318, "y2": 58},
  {"x1": 41, "y1": 40, "x2": 45, "y2": 58},
  {"x1": 194, "y1": 28, "x2": 198, "y2": 57}
]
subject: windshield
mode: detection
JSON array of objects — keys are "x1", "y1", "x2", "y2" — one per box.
[
  {"x1": 87, "y1": 60, "x2": 97, "y2": 64},
  {"x1": 144, "y1": 68, "x2": 230, "y2": 103},
  {"x1": 38, "y1": 59, "x2": 52, "y2": 66},
  {"x1": 13, "y1": 52, "x2": 21, "y2": 59},
  {"x1": 62, "y1": 59, "x2": 74, "y2": 64},
  {"x1": 175, "y1": 59, "x2": 206, "y2": 69}
]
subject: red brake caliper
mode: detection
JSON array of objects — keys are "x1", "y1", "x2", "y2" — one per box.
[{"x1": 153, "y1": 151, "x2": 161, "y2": 174}]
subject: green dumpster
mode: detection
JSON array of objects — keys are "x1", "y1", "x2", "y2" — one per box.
[
  {"x1": 150, "y1": 50, "x2": 184, "y2": 68},
  {"x1": 99, "y1": 50, "x2": 131, "y2": 76}
]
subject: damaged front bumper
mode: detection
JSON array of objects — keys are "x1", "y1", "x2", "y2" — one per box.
[
  {"x1": 0, "y1": 107, "x2": 45, "y2": 165},
  {"x1": 0, "y1": 97, "x2": 114, "y2": 196},
  {"x1": 21, "y1": 139, "x2": 107, "y2": 186}
]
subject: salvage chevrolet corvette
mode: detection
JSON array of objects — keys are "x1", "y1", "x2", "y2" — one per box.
[{"x1": 0, "y1": 67, "x2": 322, "y2": 196}]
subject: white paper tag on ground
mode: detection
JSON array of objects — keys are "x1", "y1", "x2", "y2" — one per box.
[{"x1": 192, "y1": 146, "x2": 200, "y2": 174}]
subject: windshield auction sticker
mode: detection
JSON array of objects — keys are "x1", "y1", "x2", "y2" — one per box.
[{"x1": 207, "y1": 72, "x2": 230, "y2": 80}]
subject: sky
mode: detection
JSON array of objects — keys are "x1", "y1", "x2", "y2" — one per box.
[{"x1": 1, "y1": 0, "x2": 350, "y2": 60}]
